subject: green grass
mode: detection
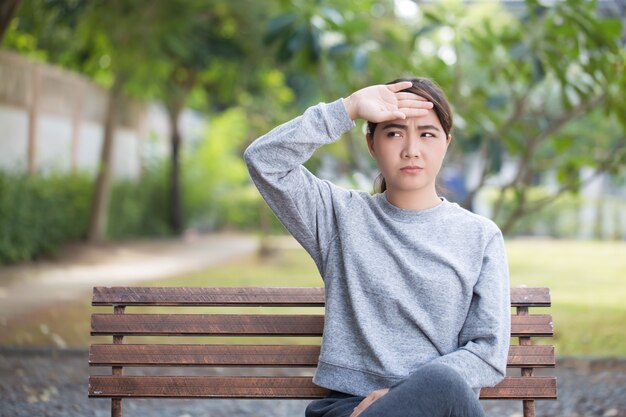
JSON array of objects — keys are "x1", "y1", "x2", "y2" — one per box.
[
  {"x1": 506, "y1": 239, "x2": 626, "y2": 356},
  {"x1": 2, "y1": 239, "x2": 625, "y2": 356}
]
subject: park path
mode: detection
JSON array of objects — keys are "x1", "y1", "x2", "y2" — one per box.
[{"x1": 0, "y1": 232, "x2": 259, "y2": 322}]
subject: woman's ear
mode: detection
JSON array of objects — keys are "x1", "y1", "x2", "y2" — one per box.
[{"x1": 446, "y1": 134, "x2": 453, "y2": 146}]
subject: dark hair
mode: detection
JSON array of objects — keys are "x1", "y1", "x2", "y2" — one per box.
[{"x1": 368, "y1": 77, "x2": 453, "y2": 194}]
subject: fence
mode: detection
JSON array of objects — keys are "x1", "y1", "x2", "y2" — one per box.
[{"x1": 0, "y1": 49, "x2": 188, "y2": 179}]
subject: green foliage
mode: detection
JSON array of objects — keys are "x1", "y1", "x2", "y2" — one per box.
[
  {"x1": 264, "y1": 0, "x2": 626, "y2": 234},
  {"x1": 179, "y1": 106, "x2": 287, "y2": 233},
  {"x1": 3, "y1": 0, "x2": 625, "y2": 239},
  {"x1": 106, "y1": 163, "x2": 172, "y2": 240},
  {"x1": 0, "y1": 171, "x2": 91, "y2": 264},
  {"x1": 0, "y1": 166, "x2": 181, "y2": 263},
  {"x1": 212, "y1": 186, "x2": 287, "y2": 233},
  {"x1": 183, "y1": 108, "x2": 254, "y2": 230}
]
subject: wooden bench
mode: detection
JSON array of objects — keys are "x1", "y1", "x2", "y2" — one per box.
[{"x1": 89, "y1": 286, "x2": 557, "y2": 417}]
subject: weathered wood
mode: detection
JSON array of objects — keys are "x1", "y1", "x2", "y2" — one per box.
[
  {"x1": 89, "y1": 344, "x2": 322, "y2": 367},
  {"x1": 524, "y1": 400, "x2": 537, "y2": 417},
  {"x1": 89, "y1": 376, "x2": 557, "y2": 400},
  {"x1": 111, "y1": 305, "x2": 125, "y2": 417},
  {"x1": 91, "y1": 313, "x2": 552, "y2": 337},
  {"x1": 506, "y1": 345, "x2": 555, "y2": 367},
  {"x1": 88, "y1": 286, "x2": 557, "y2": 417},
  {"x1": 89, "y1": 344, "x2": 555, "y2": 368},
  {"x1": 510, "y1": 287, "x2": 551, "y2": 307},
  {"x1": 480, "y1": 377, "x2": 557, "y2": 400},
  {"x1": 89, "y1": 376, "x2": 329, "y2": 399},
  {"x1": 92, "y1": 286, "x2": 550, "y2": 307},
  {"x1": 92, "y1": 287, "x2": 325, "y2": 306},
  {"x1": 91, "y1": 314, "x2": 325, "y2": 336},
  {"x1": 70, "y1": 79, "x2": 84, "y2": 173},
  {"x1": 27, "y1": 65, "x2": 41, "y2": 175},
  {"x1": 511, "y1": 314, "x2": 553, "y2": 337}
]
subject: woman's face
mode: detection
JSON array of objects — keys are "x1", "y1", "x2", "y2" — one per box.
[{"x1": 367, "y1": 108, "x2": 451, "y2": 196}]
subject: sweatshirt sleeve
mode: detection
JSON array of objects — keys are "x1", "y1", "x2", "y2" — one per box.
[
  {"x1": 427, "y1": 230, "x2": 511, "y2": 392},
  {"x1": 243, "y1": 99, "x2": 356, "y2": 267}
]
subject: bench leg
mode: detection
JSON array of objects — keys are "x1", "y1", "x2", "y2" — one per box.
[
  {"x1": 111, "y1": 398, "x2": 122, "y2": 417},
  {"x1": 111, "y1": 307, "x2": 125, "y2": 417},
  {"x1": 523, "y1": 399, "x2": 535, "y2": 417}
]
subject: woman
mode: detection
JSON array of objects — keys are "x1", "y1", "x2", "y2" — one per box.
[{"x1": 244, "y1": 78, "x2": 511, "y2": 417}]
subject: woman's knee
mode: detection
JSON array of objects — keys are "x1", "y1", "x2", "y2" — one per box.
[
  {"x1": 387, "y1": 364, "x2": 483, "y2": 416},
  {"x1": 403, "y1": 363, "x2": 472, "y2": 398}
]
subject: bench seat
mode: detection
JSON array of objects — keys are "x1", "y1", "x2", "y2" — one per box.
[{"x1": 89, "y1": 286, "x2": 557, "y2": 417}]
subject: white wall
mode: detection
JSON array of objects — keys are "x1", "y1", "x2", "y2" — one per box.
[
  {"x1": 0, "y1": 51, "x2": 206, "y2": 180},
  {"x1": 0, "y1": 105, "x2": 29, "y2": 171}
]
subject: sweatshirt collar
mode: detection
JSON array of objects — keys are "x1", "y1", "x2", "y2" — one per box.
[{"x1": 376, "y1": 192, "x2": 450, "y2": 223}]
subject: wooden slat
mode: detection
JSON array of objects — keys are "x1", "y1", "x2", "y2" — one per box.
[
  {"x1": 507, "y1": 345, "x2": 555, "y2": 368},
  {"x1": 511, "y1": 314, "x2": 553, "y2": 337},
  {"x1": 89, "y1": 376, "x2": 329, "y2": 399},
  {"x1": 91, "y1": 314, "x2": 552, "y2": 337},
  {"x1": 92, "y1": 286, "x2": 550, "y2": 308},
  {"x1": 89, "y1": 344, "x2": 321, "y2": 367},
  {"x1": 92, "y1": 287, "x2": 325, "y2": 306},
  {"x1": 88, "y1": 376, "x2": 556, "y2": 400},
  {"x1": 481, "y1": 377, "x2": 557, "y2": 400},
  {"x1": 510, "y1": 287, "x2": 551, "y2": 307},
  {"x1": 91, "y1": 314, "x2": 325, "y2": 336},
  {"x1": 89, "y1": 344, "x2": 554, "y2": 368}
]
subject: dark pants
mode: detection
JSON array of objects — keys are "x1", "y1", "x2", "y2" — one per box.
[{"x1": 305, "y1": 363, "x2": 485, "y2": 417}]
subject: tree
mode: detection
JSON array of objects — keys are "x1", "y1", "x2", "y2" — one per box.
[
  {"x1": 410, "y1": 0, "x2": 626, "y2": 234},
  {"x1": 0, "y1": 0, "x2": 20, "y2": 43},
  {"x1": 265, "y1": 0, "x2": 626, "y2": 235},
  {"x1": 76, "y1": 1, "x2": 175, "y2": 241},
  {"x1": 4, "y1": 0, "x2": 288, "y2": 240},
  {"x1": 156, "y1": 0, "x2": 252, "y2": 234},
  {"x1": 4, "y1": 0, "x2": 180, "y2": 240},
  {"x1": 263, "y1": 0, "x2": 403, "y2": 175}
]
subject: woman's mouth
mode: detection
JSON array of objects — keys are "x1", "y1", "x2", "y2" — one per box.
[{"x1": 400, "y1": 165, "x2": 424, "y2": 173}]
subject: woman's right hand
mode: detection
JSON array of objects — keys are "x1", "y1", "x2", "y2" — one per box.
[
  {"x1": 349, "y1": 388, "x2": 390, "y2": 417},
  {"x1": 343, "y1": 81, "x2": 433, "y2": 122}
]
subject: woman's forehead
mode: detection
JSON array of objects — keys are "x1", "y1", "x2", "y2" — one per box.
[{"x1": 379, "y1": 110, "x2": 442, "y2": 129}]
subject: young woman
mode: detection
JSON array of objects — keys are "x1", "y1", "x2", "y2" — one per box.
[{"x1": 244, "y1": 78, "x2": 511, "y2": 417}]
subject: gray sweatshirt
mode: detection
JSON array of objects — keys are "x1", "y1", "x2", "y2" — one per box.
[{"x1": 244, "y1": 98, "x2": 511, "y2": 397}]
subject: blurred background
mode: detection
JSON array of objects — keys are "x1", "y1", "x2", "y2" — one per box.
[{"x1": 0, "y1": 0, "x2": 625, "y2": 415}]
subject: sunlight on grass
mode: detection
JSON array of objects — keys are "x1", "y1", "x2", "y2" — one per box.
[
  {"x1": 2, "y1": 239, "x2": 625, "y2": 356},
  {"x1": 148, "y1": 248, "x2": 322, "y2": 287},
  {"x1": 506, "y1": 239, "x2": 626, "y2": 356}
]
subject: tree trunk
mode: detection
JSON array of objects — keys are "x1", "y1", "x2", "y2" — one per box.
[
  {"x1": 87, "y1": 79, "x2": 122, "y2": 242},
  {"x1": 0, "y1": 0, "x2": 20, "y2": 44},
  {"x1": 167, "y1": 104, "x2": 184, "y2": 235}
]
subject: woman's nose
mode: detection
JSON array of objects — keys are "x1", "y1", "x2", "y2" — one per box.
[{"x1": 403, "y1": 138, "x2": 421, "y2": 158}]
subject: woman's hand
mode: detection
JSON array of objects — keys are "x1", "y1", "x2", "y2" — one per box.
[
  {"x1": 343, "y1": 81, "x2": 432, "y2": 122},
  {"x1": 349, "y1": 388, "x2": 390, "y2": 417}
]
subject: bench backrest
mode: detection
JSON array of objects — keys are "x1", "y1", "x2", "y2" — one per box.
[{"x1": 89, "y1": 286, "x2": 556, "y2": 417}]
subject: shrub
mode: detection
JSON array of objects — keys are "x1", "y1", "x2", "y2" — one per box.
[
  {"x1": 0, "y1": 164, "x2": 173, "y2": 264},
  {"x1": 0, "y1": 171, "x2": 91, "y2": 263},
  {"x1": 107, "y1": 163, "x2": 171, "y2": 239}
]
